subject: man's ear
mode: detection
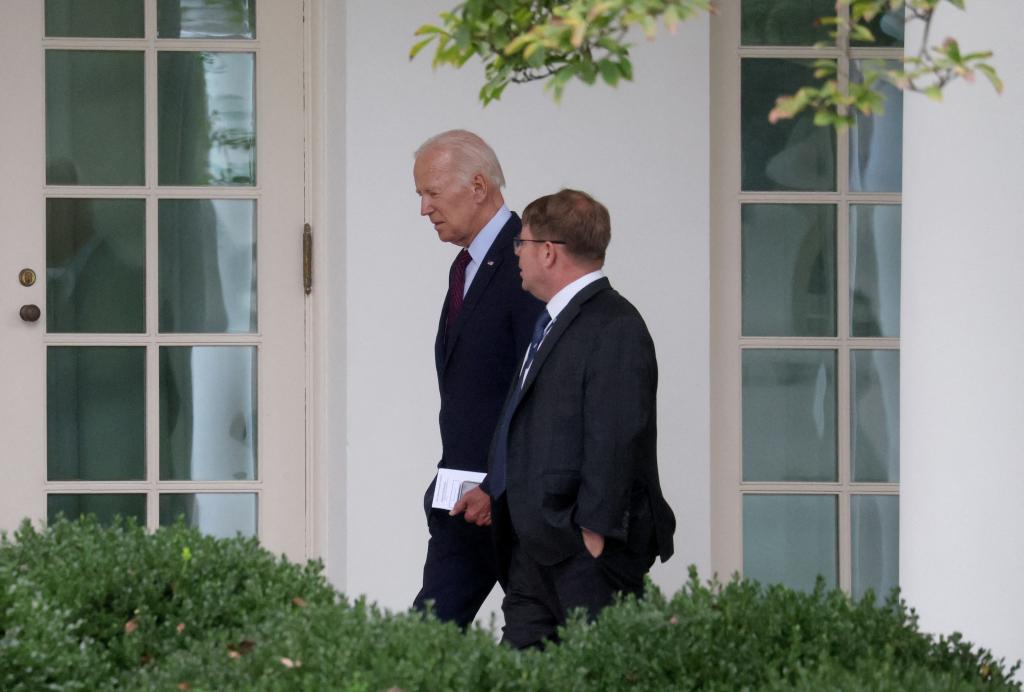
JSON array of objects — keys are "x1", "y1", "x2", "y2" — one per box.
[
  {"x1": 542, "y1": 243, "x2": 558, "y2": 268},
  {"x1": 470, "y1": 173, "x2": 488, "y2": 201}
]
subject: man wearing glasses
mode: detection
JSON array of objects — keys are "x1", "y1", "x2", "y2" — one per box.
[
  {"x1": 412, "y1": 130, "x2": 543, "y2": 628},
  {"x1": 481, "y1": 188, "x2": 676, "y2": 649}
]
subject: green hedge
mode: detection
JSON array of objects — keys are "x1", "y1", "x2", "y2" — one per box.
[{"x1": 1, "y1": 518, "x2": 1019, "y2": 691}]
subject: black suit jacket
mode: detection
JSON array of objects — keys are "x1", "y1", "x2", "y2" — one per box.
[
  {"x1": 432, "y1": 214, "x2": 544, "y2": 497},
  {"x1": 488, "y1": 277, "x2": 675, "y2": 566}
]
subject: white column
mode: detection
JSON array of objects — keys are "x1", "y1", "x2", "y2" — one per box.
[{"x1": 902, "y1": 4, "x2": 1024, "y2": 666}]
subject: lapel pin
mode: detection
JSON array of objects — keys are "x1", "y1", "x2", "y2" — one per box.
[{"x1": 487, "y1": 260, "x2": 495, "y2": 266}]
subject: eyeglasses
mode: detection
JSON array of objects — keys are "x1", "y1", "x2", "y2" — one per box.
[{"x1": 512, "y1": 236, "x2": 567, "y2": 250}]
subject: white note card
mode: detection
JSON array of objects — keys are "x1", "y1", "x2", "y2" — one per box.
[{"x1": 431, "y1": 468, "x2": 487, "y2": 511}]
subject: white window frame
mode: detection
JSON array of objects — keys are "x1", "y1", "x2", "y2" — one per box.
[{"x1": 710, "y1": 2, "x2": 901, "y2": 591}]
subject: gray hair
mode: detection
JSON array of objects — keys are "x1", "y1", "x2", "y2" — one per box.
[{"x1": 414, "y1": 129, "x2": 506, "y2": 189}]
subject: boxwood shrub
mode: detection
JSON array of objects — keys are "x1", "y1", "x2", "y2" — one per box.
[{"x1": 1, "y1": 518, "x2": 1019, "y2": 691}]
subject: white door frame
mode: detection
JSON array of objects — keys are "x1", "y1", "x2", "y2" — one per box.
[{"x1": 0, "y1": 0, "x2": 312, "y2": 561}]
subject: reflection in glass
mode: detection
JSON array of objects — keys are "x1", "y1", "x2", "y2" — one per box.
[
  {"x1": 160, "y1": 346, "x2": 257, "y2": 481},
  {"x1": 46, "y1": 0, "x2": 144, "y2": 37},
  {"x1": 159, "y1": 200, "x2": 257, "y2": 333},
  {"x1": 852, "y1": 495, "x2": 899, "y2": 601},
  {"x1": 160, "y1": 493, "x2": 257, "y2": 538},
  {"x1": 742, "y1": 204, "x2": 836, "y2": 337},
  {"x1": 48, "y1": 494, "x2": 146, "y2": 526},
  {"x1": 852, "y1": 350, "x2": 900, "y2": 482},
  {"x1": 850, "y1": 61, "x2": 903, "y2": 193},
  {"x1": 853, "y1": 7, "x2": 905, "y2": 47},
  {"x1": 48, "y1": 347, "x2": 145, "y2": 481},
  {"x1": 47, "y1": 51, "x2": 145, "y2": 186},
  {"x1": 743, "y1": 349, "x2": 837, "y2": 482},
  {"x1": 47, "y1": 198, "x2": 145, "y2": 333},
  {"x1": 744, "y1": 494, "x2": 837, "y2": 592},
  {"x1": 158, "y1": 0, "x2": 256, "y2": 39},
  {"x1": 742, "y1": 59, "x2": 836, "y2": 192},
  {"x1": 851, "y1": 205, "x2": 901, "y2": 337},
  {"x1": 159, "y1": 52, "x2": 256, "y2": 186},
  {"x1": 741, "y1": 0, "x2": 833, "y2": 46}
]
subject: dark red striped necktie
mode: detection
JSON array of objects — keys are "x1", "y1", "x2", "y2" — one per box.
[{"x1": 446, "y1": 249, "x2": 472, "y2": 332}]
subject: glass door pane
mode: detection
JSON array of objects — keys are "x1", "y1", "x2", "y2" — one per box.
[
  {"x1": 159, "y1": 493, "x2": 257, "y2": 537},
  {"x1": 741, "y1": 59, "x2": 836, "y2": 192},
  {"x1": 742, "y1": 204, "x2": 836, "y2": 337},
  {"x1": 45, "y1": 0, "x2": 145, "y2": 38},
  {"x1": 851, "y1": 495, "x2": 899, "y2": 601},
  {"x1": 850, "y1": 205, "x2": 901, "y2": 337},
  {"x1": 744, "y1": 494, "x2": 838, "y2": 592},
  {"x1": 158, "y1": 199, "x2": 257, "y2": 333},
  {"x1": 46, "y1": 198, "x2": 145, "y2": 333},
  {"x1": 47, "y1": 494, "x2": 146, "y2": 526},
  {"x1": 46, "y1": 50, "x2": 145, "y2": 186},
  {"x1": 48, "y1": 346, "x2": 146, "y2": 481},
  {"x1": 851, "y1": 350, "x2": 900, "y2": 482},
  {"x1": 743, "y1": 349, "x2": 838, "y2": 482},
  {"x1": 158, "y1": 51, "x2": 256, "y2": 186},
  {"x1": 741, "y1": 0, "x2": 834, "y2": 46},
  {"x1": 157, "y1": 0, "x2": 257, "y2": 39},
  {"x1": 160, "y1": 346, "x2": 257, "y2": 481}
]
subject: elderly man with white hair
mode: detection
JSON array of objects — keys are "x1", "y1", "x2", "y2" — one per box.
[{"x1": 411, "y1": 130, "x2": 543, "y2": 627}]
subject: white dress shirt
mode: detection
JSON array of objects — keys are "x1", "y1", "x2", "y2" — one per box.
[
  {"x1": 463, "y1": 204, "x2": 512, "y2": 296},
  {"x1": 519, "y1": 269, "x2": 606, "y2": 381}
]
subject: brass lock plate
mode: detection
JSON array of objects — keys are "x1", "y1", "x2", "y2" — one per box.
[{"x1": 18, "y1": 268, "x2": 36, "y2": 287}]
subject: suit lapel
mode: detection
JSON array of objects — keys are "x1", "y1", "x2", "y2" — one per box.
[
  {"x1": 517, "y1": 277, "x2": 610, "y2": 400},
  {"x1": 443, "y1": 215, "x2": 519, "y2": 367}
]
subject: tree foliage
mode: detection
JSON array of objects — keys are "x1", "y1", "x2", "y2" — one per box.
[
  {"x1": 412, "y1": 0, "x2": 1002, "y2": 127},
  {"x1": 771, "y1": 0, "x2": 1003, "y2": 128},
  {"x1": 410, "y1": 0, "x2": 712, "y2": 104}
]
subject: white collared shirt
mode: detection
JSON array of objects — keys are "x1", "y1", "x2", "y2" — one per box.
[
  {"x1": 463, "y1": 204, "x2": 511, "y2": 296},
  {"x1": 519, "y1": 269, "x2": 606, "y2": 382},
  {"x1": 544, "y1": 269, "x2": 606, "y2": 324}
]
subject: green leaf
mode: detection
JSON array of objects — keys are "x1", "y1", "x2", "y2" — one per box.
[
  {"x1": 413, "y1": 24, "x2": 445, "y2": 37},
  {"x1": 504, "y1": 33, "x2": 533, "y2": 56},
  {"x1": 409, "y1": 37, "x2": 435, "y2": 61},
  {"x1": 524, "y1": 44, "x2": 548, "y2": 67},
  {"x1": 850, "y1": 24, "x2": 876, "y2": 42},
  {"x1": 641, "y1": 15, "x2": 658, "y2": 39},
  {"x1": 619, "y1": 56, "x2": 633, "y2": 81},
  {"x1": 977, "y1": 64, "x2": 1004, "y2": 94},
  {"x1": 578, "y1": 60, "x2": 598, "y2": 85},
  {"x1": 598, "y1": 58, "x2": 620, "y2": 86},
  {"x1": 453, "y1": 23, "x2": 472, "y2": 49}
]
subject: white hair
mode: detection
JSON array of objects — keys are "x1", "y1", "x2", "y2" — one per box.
[{"x1": 414, "y1": 129, "x2": 506, "y2": 189}]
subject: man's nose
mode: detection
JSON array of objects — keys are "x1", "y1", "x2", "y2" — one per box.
[{"x1": 420, "y1": 196, "x2": 432, "y2": 216}]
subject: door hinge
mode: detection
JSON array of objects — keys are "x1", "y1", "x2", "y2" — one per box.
[{"x1": 303, "y1": 223, "x2": 313, "y2": 295}]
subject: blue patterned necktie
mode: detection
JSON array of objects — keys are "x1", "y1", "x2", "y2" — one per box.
[
  {"x1": 518, "y1": 310, "x2": 552, "y2": 388},
  {"x1": 490, "y1": 310, "x2": 551, "y2": 499}
]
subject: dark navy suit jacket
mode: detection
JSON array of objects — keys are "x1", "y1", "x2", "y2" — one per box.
[
  {"x1": 487, "y1": 278, "x2": 676, "y2": 568},
  {"x1": 428, "y1": 213, "x2": 543, "y2": 511}
]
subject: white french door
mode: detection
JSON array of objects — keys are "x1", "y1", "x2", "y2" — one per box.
[{"x1": 0, "y1": 0, "x2": 309, "y2": 559}]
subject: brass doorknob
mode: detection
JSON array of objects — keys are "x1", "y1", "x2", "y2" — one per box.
[{"x1": 19, "y1": 304, "x2": 41, "y2": 322}]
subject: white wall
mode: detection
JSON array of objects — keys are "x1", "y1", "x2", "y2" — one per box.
[
  {"x1": 322, "y1": 1, "x2": 710, "y2": 623},
  {"x1": 902, "y1": 3, "x2": 1024, "y2": 666}
]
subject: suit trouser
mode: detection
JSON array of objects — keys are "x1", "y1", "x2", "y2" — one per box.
[
  {"x1": 413, "y1": 509, "x2": 499, "y2": 628},
  {"x1": 500, "y1": 530, "x2": 653, "y2": 649}
]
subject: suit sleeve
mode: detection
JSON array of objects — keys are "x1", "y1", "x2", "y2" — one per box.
[{"x1": 574, "y1": 314, "x2": 658, "y2": 541}]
